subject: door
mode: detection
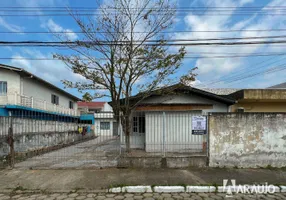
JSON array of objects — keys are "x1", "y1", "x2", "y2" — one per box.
[{"x1": 131, "y1": 113, "x2": 145, "y2": 149}]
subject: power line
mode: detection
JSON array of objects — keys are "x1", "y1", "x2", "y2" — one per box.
[
  {"x1": 224, "y1": 63, "x2": 286, "y2": 85},
  {"x1": 2, "y1": 13, "x2": 286, "y2": 16},
  {"x1": 2, "y1": 35, "x2": 286, "y2": 42},
  {"x1": 2, "y1": 53, "x2": 286, "y2": 61},
  {"x1": 1, "y1": 29, "x2": 286, "y2": 34},
  {"x1": 197, "y1": 56, "x2": 286, "y2": 87},
  {"x1": 2, "y1": 6, "x2": 286, "y2": 10},
  {"x1": 1, "y1": 40, "x2": 286, "y2": 46}
]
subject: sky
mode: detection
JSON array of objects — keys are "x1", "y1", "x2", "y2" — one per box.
[{"x1": 0, "y1": 0, "x2": 286, "y2": 100}]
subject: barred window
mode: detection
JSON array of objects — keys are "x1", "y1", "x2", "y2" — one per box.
[{"x1": 100, "y1": 122, "x2": 110, "y2": 130}]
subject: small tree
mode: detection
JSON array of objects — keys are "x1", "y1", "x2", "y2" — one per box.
[{"x1": 55, "y1": 0, "x2": 196, "y2": 152}]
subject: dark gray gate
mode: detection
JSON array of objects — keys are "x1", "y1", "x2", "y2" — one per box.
[{"x1": 0, "y1": 113, "x2": 120, "y2": 169}]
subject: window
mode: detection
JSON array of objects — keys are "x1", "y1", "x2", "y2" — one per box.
[
  {"x1": 100, "y1": 122, "x2": 110, "y2": 130},
  {"x1": 69, "y1": 101, "x2": 74, "y2": 109},
  {"x1": 89, "y1": 108, "x2": 101, "y2": 113},
  {"x1": 0, "y1": 81, "x2": 7, "y2": 96},
  {"x1": 133, "y1": 117, "x2": 138, "y2": 132},
  {"x1": 133, "y1": 115, "x2": 145, "y2": 133},
  {"x1": 51, "y1": 94, "x2": 59, "y2": 105},
  {"x1": 237, "y1": 107, "x2": 245, "y2": 113}
]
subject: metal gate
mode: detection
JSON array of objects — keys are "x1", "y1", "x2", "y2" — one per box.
[
  {"x1": 1, "y1": 111, "x2": 207, "y2": 169},
  {"x1": 0, "y1": 112, "x2": 120, "y2": 169},
  {"x1": 120, "y1": 111, "x2": 208, "y2": 157}
]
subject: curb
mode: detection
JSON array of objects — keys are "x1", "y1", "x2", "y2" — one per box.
[{"x1": 109, "y1": 185, "x2": 286, "y2": 193}]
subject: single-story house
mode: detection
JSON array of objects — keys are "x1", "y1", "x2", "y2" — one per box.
[
  {"x1": 227, "y1": 89, "x2": 286, "y2": 112},
  {"x1": 120, "y1": 84, "x2": 235, "y2": 153},
  {"x1": 77, "y1": 101, "x2": 117, "y2": 137},
  {"x1": 268, "y1": 81, "x2": 286, "y2": 89}
]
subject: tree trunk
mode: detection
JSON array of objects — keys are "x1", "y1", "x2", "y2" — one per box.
[{"x1": 121, "y1": 113, "x2": 131, "y2": 153}]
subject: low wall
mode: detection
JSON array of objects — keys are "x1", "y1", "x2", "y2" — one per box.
[
  {"x1": 209, "y1": 113, "x2": 286, "y2": 168},
  {"x1": 0, "y1": 117, "x2": 94, "y2": 167},
  {"x1": 118, "y1": 156, "x2": 207, "y2": 168}
]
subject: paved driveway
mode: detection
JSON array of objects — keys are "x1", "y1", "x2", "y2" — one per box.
[{"x1": 15, "y1": 136, "x2": 120, "y2": 169}]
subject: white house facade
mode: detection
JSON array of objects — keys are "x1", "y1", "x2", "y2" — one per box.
[
  {"x1": 120, "y1": 84, "x2": 235, "y2": 153},
  {"x1": 78, "y1": 101, "x2": 116, "y2": 137},
  {"x1": 0, "y1": 64, "x2": 80, "y2": 119}
]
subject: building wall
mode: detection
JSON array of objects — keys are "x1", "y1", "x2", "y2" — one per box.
[
  {"x1": 231, "y1": 102, "x2": 286, "y2": 112},
  {"x1": 22, "y1": 78, "x2": 78, "y2": 110},
  {"x1": 103, "y1": 102, "x2": 113, "y2": 112},
  {"x1": 0, "y1": 69, "x2": 21, "y2": 105},
  {"x1": 141, "y1": 93, "x2": 229, "y2": 113},
  {"x1": 145, "y1": 111, "x2": 205, "y2": 152},
  {"x1": 209, "y1": 113, "x2": 286, "y2": 168},
  {"x1": 94, "y1": 118, "x2": 114, "y2": 136}
]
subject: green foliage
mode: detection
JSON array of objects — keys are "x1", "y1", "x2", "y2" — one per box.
[{"x1": 55, "y1": 0, "x2": 197, "y2": 151}]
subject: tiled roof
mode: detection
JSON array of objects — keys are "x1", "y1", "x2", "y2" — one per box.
[
  {"x1": 268, "y1": 82, "x2": 286, "y2": 89},
  {"x1": 197, "y1": 88, "x2": 241, "y2": 95},
  {"x1": 77, "y1": 101, "x2": 106, "y2": 108}
]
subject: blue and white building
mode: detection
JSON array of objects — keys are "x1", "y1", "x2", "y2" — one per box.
[{"x1": 0, "y1": 64, "x2": 81, "y2": 121}]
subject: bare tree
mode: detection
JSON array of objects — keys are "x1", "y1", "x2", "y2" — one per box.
[{"x1": 54, "y1": 0, "x2": 196, "y2": 152}]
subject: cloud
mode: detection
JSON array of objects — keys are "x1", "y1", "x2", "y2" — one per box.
[
  {"x1": 10, "y1": 49, "x2": 84, "y2": 86},
  {"x1": 173, "y1": 0, "x2": 286, "y2": 87},
  {"x1": 41, "y1": 19, "x2": 78, "y2": 40},
  {"x1": 0, "y1": 17, "x2": 24, "y2": 32}
]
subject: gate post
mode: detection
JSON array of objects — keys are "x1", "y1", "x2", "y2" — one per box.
[
  {"x1": 206, "y1": 114, "x2": 210, "y2": 166},
  {"x1": 7, "y1": 117, "x2": 15, "y2": 168},
  {"x1": 162, "y1": 112, "x2": 166, "y2": 157}
]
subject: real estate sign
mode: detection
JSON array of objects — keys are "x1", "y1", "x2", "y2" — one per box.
[{"x1": 192, "y1": 116, "x2": 207, "y2": 135}]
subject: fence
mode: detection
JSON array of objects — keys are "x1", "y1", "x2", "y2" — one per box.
[
  {"x1": 0, "y1": 92, "x2": 78, "y2": 116},
  {"x1": 0, "y1": 111, "x2": 208, "y2": 169},
  {"x1": 120, "y1": 111, "x2": 207, "y2": 157},
  {"x1": 0, "y1": 116, "x2": 96, "y2": 169}
]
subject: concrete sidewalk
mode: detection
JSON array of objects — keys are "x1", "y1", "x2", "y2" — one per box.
[{"x1": 0, "y1": 168, "x2": 286, "y2": 192}]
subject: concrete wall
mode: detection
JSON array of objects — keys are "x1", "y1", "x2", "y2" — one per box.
[
  {"x1": 0, "y1": 117, "x2": 94, "y2": 159},
  {"x1": 23, "y1": 78, "x2": 78, "y2": 110},
  {"x1": 209, "y1": 113, "x2": 286, "y2": 168},
  {"x1": 231, "y1": 102, "x2": 286, "y2": 112},
  {"x1": 141, "y1": 94, "x2": 229, "y2": 113}
]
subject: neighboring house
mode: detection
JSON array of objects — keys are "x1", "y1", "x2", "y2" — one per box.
[
  {"x1": 77, "y1": 101, "x2": 116, "y2": 137},
  {"x1": 78, "y1": 101, "x2": 112, "y2": 114},
  {"x1": 120, "y1": 83, "x2": 235, "y2": 152},
  {"x1": 0, "y1": 64, "x2": 80, "y2": 121},
  {"x1": 228, "y1": 89, "x2": 286, "y2": 112},
  {"x1": 268, "y1": 82, "x2": 286, "y2": 89}
]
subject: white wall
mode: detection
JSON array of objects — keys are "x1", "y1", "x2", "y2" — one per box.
[
  {"x1": 94, "y1": 118, "x2": 114, "y2": 136},
  {"x1": 145, "y1": 111, "x2": 205, "y2": 153},
  {"x1": 103, "y1": 102, "x2": 113, "y2": 112},
  {"x1": 141, "y1": 93, "x2": 229, "y2": 113},
  {"x1": 0, "y1": 69, "x2": 21, "y2": 105},
  {"x1": 22, "y1": 78, "x2": 78, "y2": 110},
  {"x1": 0, "y1": 69, "x2": 21, "y2": 95}
]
